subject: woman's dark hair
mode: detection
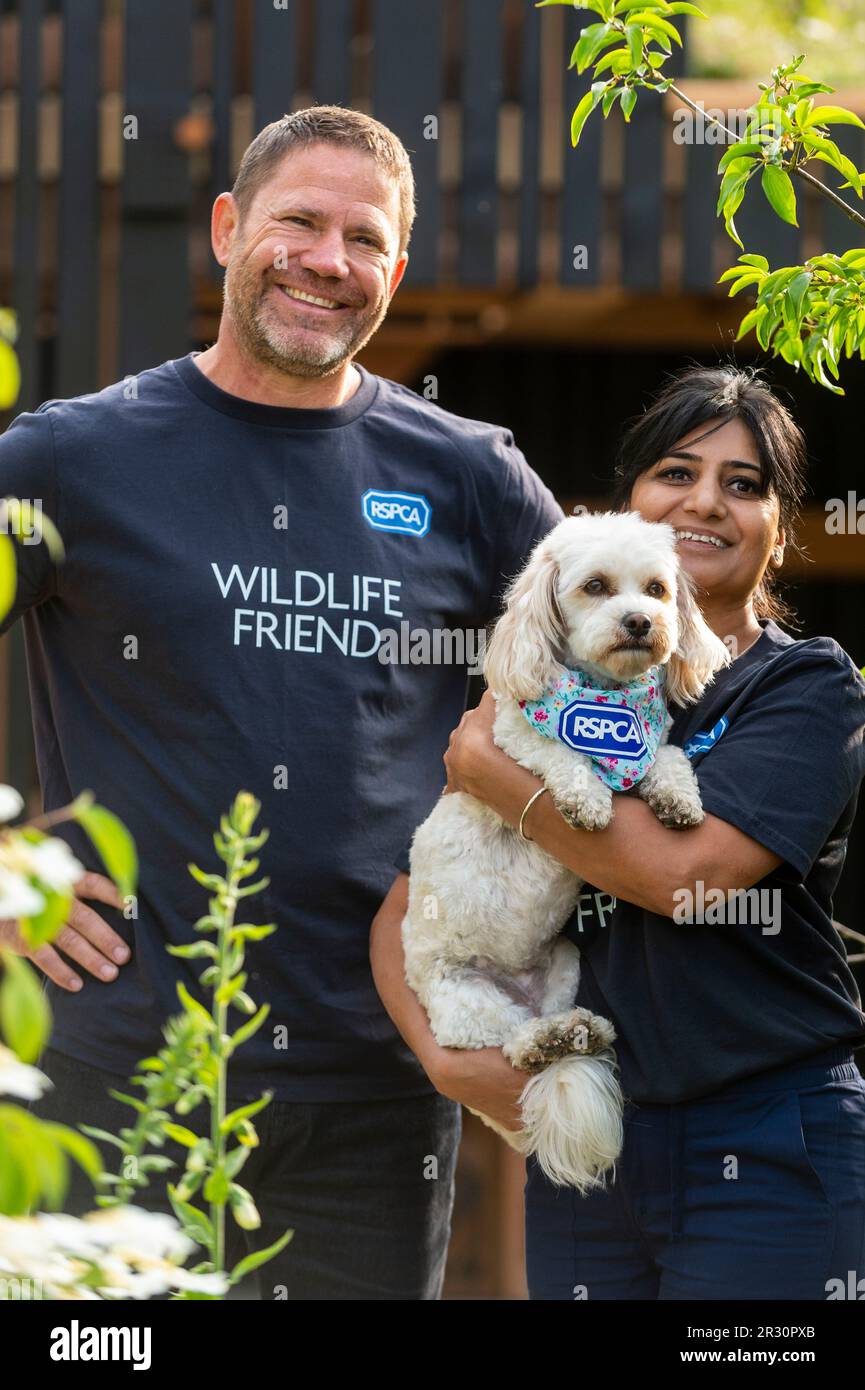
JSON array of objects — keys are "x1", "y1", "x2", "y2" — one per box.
[{"x1": 611, "y1": 365, "x2": 808, "y2": 626}]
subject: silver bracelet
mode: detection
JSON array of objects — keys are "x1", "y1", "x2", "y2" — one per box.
[{"x1": 519, "y1": 787, "x2": 549, "y2": 843}]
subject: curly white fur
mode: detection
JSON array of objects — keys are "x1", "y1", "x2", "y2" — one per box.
[{"x1": 402, "y1": 512, "x2": 730, "y2": 1192}]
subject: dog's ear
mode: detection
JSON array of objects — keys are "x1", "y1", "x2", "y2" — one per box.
[
  {"x1": 665, "y1": 567, "x2": 731, "y2": 705},
  {"x1": 484, "y1": 538, "x2": 566, "y2": 701}
]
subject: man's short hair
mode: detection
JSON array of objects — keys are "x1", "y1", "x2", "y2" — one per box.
[{"x1": 231, "y1": 105, "x2": 416, "y2": 257}]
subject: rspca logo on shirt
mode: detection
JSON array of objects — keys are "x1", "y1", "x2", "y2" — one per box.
[
  {"x1": 362, "y1": 490, "x2": 431, "y2": 538},
  {"x1": 558, "y1": 700, "x2": 648, "y2": 761},
  {"x1": 683, "y1": 715, "x2": 729, "y2": 759}
]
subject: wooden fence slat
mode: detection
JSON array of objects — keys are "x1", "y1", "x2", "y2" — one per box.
[
  {"x1": 372, "y1": 0, "x2": 442, "y2": 287},
  {"x1": 207, "y1": 0, "x2": 235, "y2": 283},
  {"x1": 57, "y1": 0, "x2": 101, "y2": 398},
  {"x1": 820, "y1": 127, "x2": 865, "y2": 257},
  {"x1": 312, "y1": 0, "x2": 352, "y2": 109},
  {"x1": 518, "y1": 0, "x2": 542, "y2": 288},
  {"x1": 561, "y1": 87, "x2": 603, "y2": 287},
  {"x1": 252, "y1": 0, "x2": 298, "y2": 133},
  {"x1": 682, "y1": 138, "x2": 721, "y2": 291},
  {"x1": 119, "y1": 0, "x2": 193, "y2": 376},
  {"x1": 459, "y1": 0, "x2": 504, "y2": 285},
  {"x1": 13, "y1": 0, "x2": 43, "y2": 410},
  {"x1": 211, "y1": 0, "x2": 234, "y2": 194},
  {"x1": 734, "y1": 172, "x2": 801, "y2": 269}
]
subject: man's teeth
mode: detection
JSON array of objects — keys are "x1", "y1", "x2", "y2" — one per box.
[
  {"x1": 675, "y1": 529, "x2": 729, "y2": 549},
  {"x1": 279, "y1": 286, "x2": 343, "y2": 309}
]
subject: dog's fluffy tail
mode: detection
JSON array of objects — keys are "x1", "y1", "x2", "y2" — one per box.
[{"x1": 519, "y1": 1049, "x2": 624, "y2": 1193}]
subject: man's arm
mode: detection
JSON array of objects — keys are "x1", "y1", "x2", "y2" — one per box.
[{"x1": 370, "y1": 873, "x2": 525, "y2": 1132}]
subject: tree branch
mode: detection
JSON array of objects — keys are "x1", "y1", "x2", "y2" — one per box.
[{"x1": 665, "y1": 81, "x2": 865, "y2": 233}]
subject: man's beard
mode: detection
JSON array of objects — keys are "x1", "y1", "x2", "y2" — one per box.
[{"x1": 223, "y1": 256, "x2": 388, "y2": 379}]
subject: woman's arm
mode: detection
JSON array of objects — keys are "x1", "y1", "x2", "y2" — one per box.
[
  {"x1": 445, "y1": 692, "x2": 782, "y2": 916},
  {"x1": 370, "y1": 872, "x2": 525, "y2": 1132}
]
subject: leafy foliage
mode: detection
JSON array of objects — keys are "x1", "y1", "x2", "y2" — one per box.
[
  {"x1": 93, "y1": 792, "x2": 292, "y2": 1297},
  {"x1": 540, "y1": 2, "x2": 865, "y2": 393}
]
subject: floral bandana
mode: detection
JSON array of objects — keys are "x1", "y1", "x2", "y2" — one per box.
[{"x1": 518, "y1": 665, "x2": 668, "y2": 791}]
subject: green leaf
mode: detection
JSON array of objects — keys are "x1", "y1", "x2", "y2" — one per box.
[
  {"x1": 221, "y1": 1092, "x2": 273, "y2": 1137},
  {"x1": 614, "y1": 0, "x2": 673, "y2": 11},
  {"x1": 628, "y1": 12, "x2": 682, "y2": 45},
  {"x1": 43, "y1": 1121, "x2": 102, "y2": 1181},
  {"x1": 570, "y1": 91, "x2": 595, "y2": 149},
  {"x1": 75, "y1": 802, "x2": 138, "y2": 899},
  {"x1": 625, "y1": 23, "x2": 643, "y2": 67},
  {"x1": 717, "y1": 141, "x2": 769, "y2": 175},
  {"x1": 167, "y1": 1184, "x2": 214, "y2": 1247},
  {"x1": 621, "y1": 88, "x2": 637, "y2": 122},
  {"x1": 735, "y1": 305, "x2": 768, "y2": 340},
  {"x1": 223, "y1": 1145, "x2": 251, "y2": 1179},
  {"x1": 228, "y1": 1003, "x2": 270, "y2": 1053},
  {"x1": 187, "y1": 863, "x2": 224, "y2": 893},
  {"x1": 229, "y1": 1229, "x2": 294, "y2": 1286},
  {"x1": 203, "y1": 1167, "x2": 230, "y2": 1204},
  {"x1": 805, "y1": 106, "x2": 865, "y2": 132},
  {"x1": 176, "y1": 981, "x2": 216, "y2": 1029},
  {"x1": 0, "y1": 339, "x2": 20, "y2": 410},
  {"x1": 0, "y1": 532, "x2": 16, "y2": 623},
  {"x1": 215, "y1": 971, "x2": 247, "y2": 1006},
  {"x1": 783, "y1": 270, "x2": 812, "y2": 333},
  {"x1": 738, "y1": 253, "x2": 769, "y2": 271},
  {"x1": 664, "y1": 0, "x2": 706, "y2": 12},
  {"x1": 19, "y1": 885, "x2": 72, "y2": 952},
  {"x1": 229, "y1": 924, "x2": 276, "y2": 943},
  {"x1": 803, "y1": 137, "x2": 863, "y2": 197},
  {"x1": 761, "y1": 164, "x2": 798, "y2": 226},
  {"x1": 0, "y1": 953, "x2": 51, "y2": 1061},
  {"x1": 726, "y1": 271, "x2": 763, "y2": 297},
  {"x1": 162, "y1": 1122, "x2": 201, "y2": 1148},
  {"x1": 166, "y1": 940, "x2": 219, "y2": 960}
]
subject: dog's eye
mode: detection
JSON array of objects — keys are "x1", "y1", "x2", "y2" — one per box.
[
  {"x1": 583, "y1": 578, "x2": 606, "y2": 595},
  {"x1": 645, "y1": 581, "x2": 666, "y2": 598}
]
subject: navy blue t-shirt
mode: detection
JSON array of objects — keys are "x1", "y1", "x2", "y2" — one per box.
[
  {"x1": 567, "y1": 619, "x2": 865, "y2": 1103},
  {"x1": 0, "y1": 353, "x2": 564, "y2": 1100}
]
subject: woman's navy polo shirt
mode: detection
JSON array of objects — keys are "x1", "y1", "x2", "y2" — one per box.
[{"x1": 568, "y1": 618, "x2": 865, "y2": 1104}]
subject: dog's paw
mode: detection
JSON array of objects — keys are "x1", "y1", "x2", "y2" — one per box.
[
  {"x1": 644, "y1": 785, "x2": 705, "y2": 828},
  {"x1": 555, "y1": 785, "x2": 613, "y2": 832},
  {"x1": 504, "y1": 1008, "x2": 617, "y2": 1073}
]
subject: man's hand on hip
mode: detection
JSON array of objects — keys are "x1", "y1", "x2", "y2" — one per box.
[{"x1": 0, "y1": 871, "x2": 131, "y2": 991}]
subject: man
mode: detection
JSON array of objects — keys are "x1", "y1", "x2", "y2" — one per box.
[{"x1": 2, "y1": 106, "x2": 563, "y2": 1298}]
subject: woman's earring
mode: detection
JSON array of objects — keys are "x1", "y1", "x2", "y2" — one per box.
[{"x1": 772, "y1": 547, "x2": 783, "y2": 565}]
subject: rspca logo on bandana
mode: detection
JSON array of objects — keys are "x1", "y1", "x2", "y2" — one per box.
[
  {"x1": 684, "y1": 715, "x2": 729, "y2": 760},
  {"x1": 362, "y1": 490, "x2": 431, "y2": 538},
  {"x1": 558, "y1": 699, "x2": 648, "y2": 761}
]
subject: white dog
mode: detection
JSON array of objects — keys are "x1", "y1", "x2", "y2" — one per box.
[{"x1": 401, "y1": 512, "x2": 730, "y2": 1192}]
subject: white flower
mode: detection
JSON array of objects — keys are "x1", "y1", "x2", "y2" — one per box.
[
  {"x1": 0, "y1": 1205, "x2": 226, "y2": 1301},
  {"x1": 0, "y1": 785, "x2": 23, "y2": 823},
  {"x1": 0, "y1": 1044, "x2": 53, "y2": 1100},
  {"x1": 0, "y1": 865, "x2": 45, "y2": 920},
  {"x1": 26, "y1": 839, "x2": 84, "y2": 893}
]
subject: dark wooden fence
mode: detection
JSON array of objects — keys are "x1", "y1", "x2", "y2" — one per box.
[{"x1": 2, "y1": 0, "x2": 864, "y2": 413}]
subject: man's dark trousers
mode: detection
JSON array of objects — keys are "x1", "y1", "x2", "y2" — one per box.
[{"x1": 30, "y1": 1046, "x2": 462, "y2": 1300}]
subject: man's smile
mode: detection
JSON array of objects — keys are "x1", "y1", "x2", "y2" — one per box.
[{"x1": 274, "y1": 284, "x2": 351, "y2": 312}]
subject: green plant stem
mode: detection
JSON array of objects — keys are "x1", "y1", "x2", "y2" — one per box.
[
  {"x1": 211, "y1": 845, "x2": 243, "y2": 1274},
  {"x1": 665, "y1": 80, "x2": 865, "y2": 231}
]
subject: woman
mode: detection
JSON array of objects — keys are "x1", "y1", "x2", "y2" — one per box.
[{"x1": 370, "y1": 366, "x2": 865, "y2": 1300}]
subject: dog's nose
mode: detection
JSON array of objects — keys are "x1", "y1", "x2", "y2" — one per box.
[{"x1": 622, "y1": 612, "x2": 652, "y2": 638}]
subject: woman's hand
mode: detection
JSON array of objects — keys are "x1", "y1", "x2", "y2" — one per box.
[{"x1": 443, "y1": 689, "x2": 543, "y2": 826}]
